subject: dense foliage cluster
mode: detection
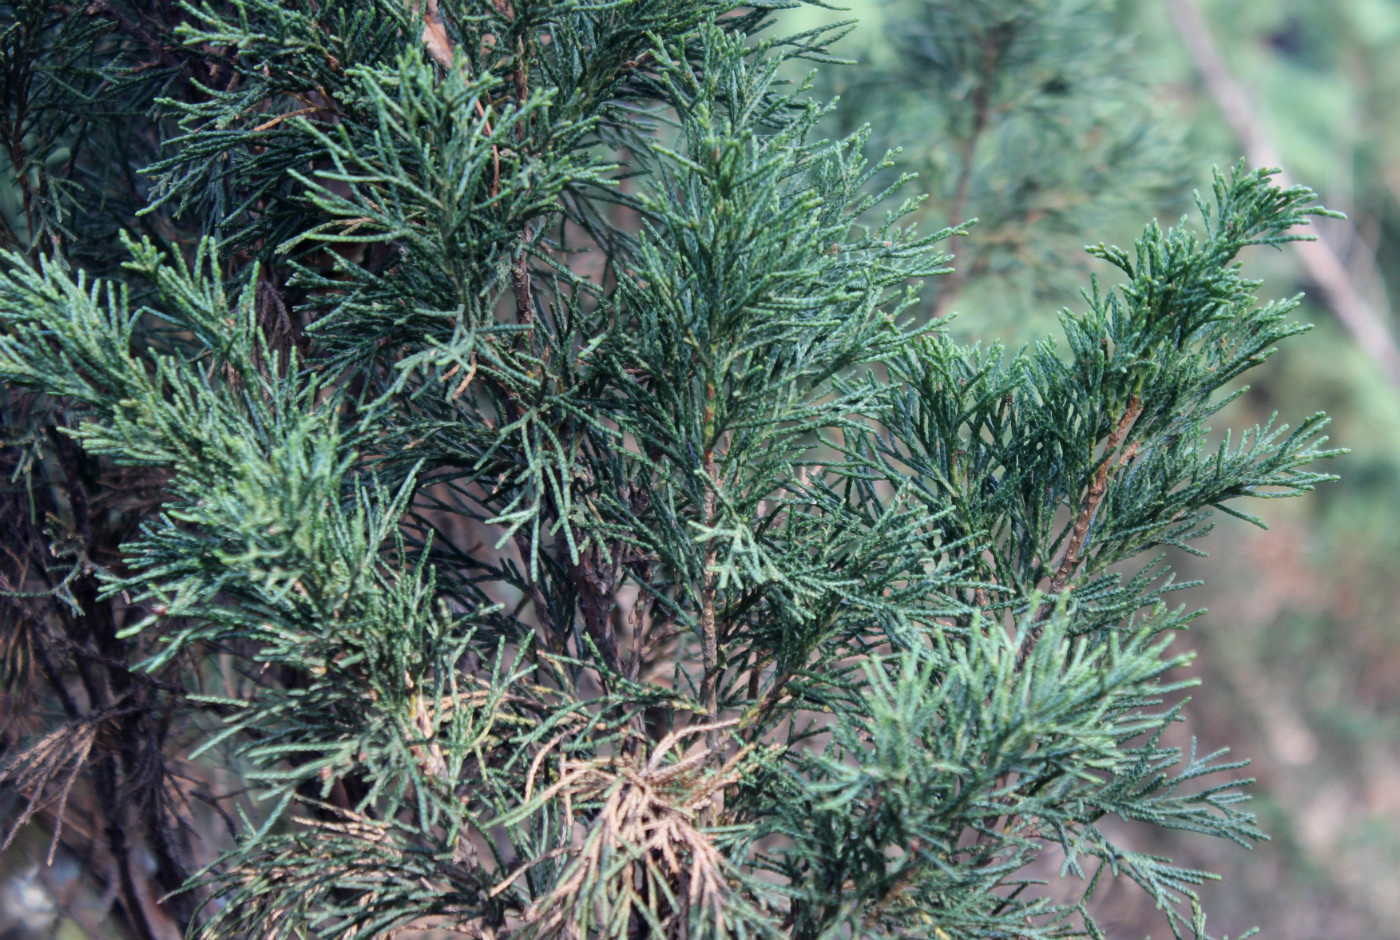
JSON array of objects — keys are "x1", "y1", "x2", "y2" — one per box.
[{"x1": 0, "y1": 2, "x2": 1341, "y2": 939}]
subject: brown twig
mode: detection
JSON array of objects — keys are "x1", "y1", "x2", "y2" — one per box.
[
  {"x1": 570, "y1": 547, "x2": 623, "y2": 684},
  {"x1": 511, "y1": 230, "x2": 536, "y2": 327},
  {"x1": 1017, "y1": 394, "x2": 1143, "y2": 666},
  {"x1": 1048, "y1": 395, "x2": 1143, "y2": 597},
  {"x1": 498, "y1": 0, "x2": 536, "y2": 329},
  {"x1": 86, "y1": 0, "x2": 186, "y2": 71},
  {"x1": 697, "y1": 386, "x2": 723, "y2": 823},
  {"x1": 698, "y1": 453, "x2": 721, "y2": 737}
]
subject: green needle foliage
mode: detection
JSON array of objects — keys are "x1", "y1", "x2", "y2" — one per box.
[{"x1": 0, "y1": 2, "x2": 1342, "y2": 939}]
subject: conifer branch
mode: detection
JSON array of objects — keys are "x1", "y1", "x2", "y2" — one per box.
[{"x1": 0, "y1": 6, "x2": 1342, "y2": 939}]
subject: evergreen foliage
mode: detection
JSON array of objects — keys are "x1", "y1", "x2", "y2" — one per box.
[{"x1": 0, "y1": 2, "x2": 1343, "y2": 939}]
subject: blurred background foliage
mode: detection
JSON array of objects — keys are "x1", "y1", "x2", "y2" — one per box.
[
  {"x1": 782, "y1": 1, "x2": 1400, "y2": 937},
  {"x1": 1, "y1": 1, "x2": 1397, "y2": 938}
]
